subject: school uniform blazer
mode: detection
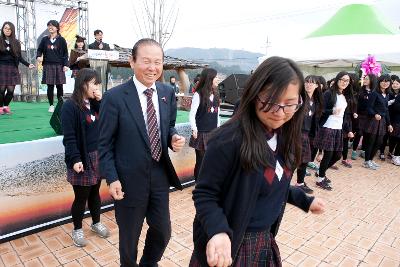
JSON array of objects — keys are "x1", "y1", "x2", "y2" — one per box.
[
  {"x1": 192, "y1": 121, "x2": 314, "y2": 266},
  {"x1": 98, "y1": 79, "x2": 182, "y2": 207},
  {"x1": 367, "y1": 90, "x2": 391, "y2": 124}
]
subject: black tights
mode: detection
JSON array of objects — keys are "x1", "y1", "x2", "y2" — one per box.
[
  {"x1": 379, "y1": 134, "x2": 389, "y2": 155},
  {"x1": 364, "y1": 133, "x2": 384, "y2": 161},
  {"x1": 71, "y1": 182, "x2": 101, "y2": 230},
  {"x1": 0, "y1": 86, "x2": 15, "y2": 107},
  {"x1": 342, "y1": 137, "x2": 349, "y2": 160},
  {"x1": 318, "y1": 150, "x2": 342, "y2": 178},
  {"x1": 296, "y1": 145, "x2": 318, "y2": 184},
  {"x1": 352, "y1": 132, "x2": 365, "y2": 151},
  {"x1": 47, "y1": 84, "x2": 64, "y2": 106},
  {"x1": 389, "y1": 136, "x2": 400, "y2": 156},
  {"x1": 194, "y1": 149, "x2": 205, "y2": 180}
]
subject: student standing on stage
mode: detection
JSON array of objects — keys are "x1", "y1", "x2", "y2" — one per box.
[
  {"x1": 69, "y1": 35, "x2": 89, "y2": 78},
  {"x1": 296, "y1": 75, "x2": 323, "y2": 194},
  {"x1": 189, "y1": 57, "x2": 325, "y2": 267},
  {"x1": 0, "y1": 21, "x2": 34, "y2": 115},
  {"x1": 61, "y1": 68, "x2": 110, "y2": 247},
  {"x1": 189, "y1": 68, "x2": 220, "y2": 180},
  {"x1": 37, "y1": 20, "x2": 69, "y2": 113},
  {"x1": 363, "y1": 74, "x2": 393, "y2": 170},
  {"x1": 314, "y1": 71, "x2": 355, "y2": 190},
  {"x1": 388, "y1": 76, "x2": 400, "y2": 166}
]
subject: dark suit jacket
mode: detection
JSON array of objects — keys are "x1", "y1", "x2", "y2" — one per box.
[
  {"x1": 98, "y1": 79, "x2": 183, "y2": 207},
  {"x1": 88, "y1": 41, "x2": 111, "y2": 51}
]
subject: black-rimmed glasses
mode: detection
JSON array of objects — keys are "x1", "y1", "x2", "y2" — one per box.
[{"x1": 257, "y1": 95, "x2": 303, "y2": 114}]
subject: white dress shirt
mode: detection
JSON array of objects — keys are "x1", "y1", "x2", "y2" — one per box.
[
  {"x1": 189, "y1": 92, "x2": 221, "y2": 132},
  {"x1": 133, "y1": 76, "x2": 161, "y2": 132}
]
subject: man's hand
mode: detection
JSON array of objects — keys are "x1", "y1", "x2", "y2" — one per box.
[
  {"x1": 206, "y1": 233, "x2": 232, "y2": 267},
  {"x1": 109, "y1": 180, "x2": 124, "y2": 200},
  {"x1": 171, "y1": 134, "x2": 185, "y2": 152},
  {"x1": 309, "y1": 198, "x2": 326, "y2": 214}
]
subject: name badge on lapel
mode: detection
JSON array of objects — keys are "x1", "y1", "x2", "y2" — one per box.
[{"x1": 275, "y1": 161, "x2": 283, "y2": 181}]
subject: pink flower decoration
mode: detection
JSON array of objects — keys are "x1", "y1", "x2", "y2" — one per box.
[{"x1": 361, "y1": 55, "x2": 382, "y2": 76}]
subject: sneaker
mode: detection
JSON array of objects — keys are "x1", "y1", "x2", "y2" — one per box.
[
  {"x1": 351, "y1": 150, "x2": 358, "y2": 160},
  {"x1": 3, "y1": 106, "x2": 11, "y2": 114},
  {"x1": 391, "y1": 156, "x2": 400, "y2": 166},
  {"x1": 305, "y1": 169, "x2": 311, "y2": 176},
  {"x1": 296, "y1": 183, "x2": 314, "y2": 194},
  {"x1": 316, "y1": 179, "x2": 332, "y2": 191},
  {"x1": 315, "y1": 172, "x2": 331, "y2": 183},
  {"x1": 387, "y1": 153, "x2": 393, "y2": 160},
  {"x1": 72, "y1": 229, "x2": 87, "y2": 247},
  {"x1": 371, "y1": 161, "x2": 380, "y2": 168},
  {"x1": 341, "y1": 159, "x2": 352, "y2": 168},
  {"x1": 91, "y1": 222, "x2": 110, "y2": 238},
  {"x1": 379, "y1": 154, "x2": 385, "y2": 161},
  {"x1": 362, "y1": 161, "x2": 377, "y2": 170},
  {"x1": 48, "y1": 105, "x2": 55, "y2": 113},
  {"x1": 307, "y1": 162, "x2": 319, "y2": 170},
  {"x1": 360, "y1": 151, "x2": 365, "y2": 158},
  {"x1": 330, "y1": 164, "x2": 339, "y2": 170}
]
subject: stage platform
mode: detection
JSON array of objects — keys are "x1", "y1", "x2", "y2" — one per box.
[{"x1": 0, "y1": 102, "x2": 190, "y2": 145}]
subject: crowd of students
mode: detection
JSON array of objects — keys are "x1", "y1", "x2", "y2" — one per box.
[{"x1": 294, "y1": 72, "x2": 400, "y2": 193}]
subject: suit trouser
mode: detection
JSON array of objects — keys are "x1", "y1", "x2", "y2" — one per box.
[{"x1": 115, "y1": 160, "x2": 171, "y2": 267}]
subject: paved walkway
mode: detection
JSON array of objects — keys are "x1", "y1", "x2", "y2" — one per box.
[{"x1": 1, "y1": 158, "x2": 400, "y2": 267}]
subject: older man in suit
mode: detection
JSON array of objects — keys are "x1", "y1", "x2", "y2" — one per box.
[{"x1": 98, "y1": 38, "x2": 185, "y2": 267}]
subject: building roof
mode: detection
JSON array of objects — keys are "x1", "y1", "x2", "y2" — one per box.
[{"x1": 109, "y1": 44, "x2": 208, "y2": 69}]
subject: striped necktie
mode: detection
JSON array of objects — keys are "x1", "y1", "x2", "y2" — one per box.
[{"x1": 144, "y1": 88, "x2": 162, "y2": 161}]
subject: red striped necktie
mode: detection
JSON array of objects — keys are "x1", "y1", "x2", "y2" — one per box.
[{"x1": 144, "y1": 88, "x2": 162, "y2": 161}]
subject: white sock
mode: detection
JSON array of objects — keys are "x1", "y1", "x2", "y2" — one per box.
[{"x1": 316, "y1": 177, "x2": 324, "y2": 182}]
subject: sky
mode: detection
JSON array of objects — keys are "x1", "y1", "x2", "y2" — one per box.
[{"x1": 86, "y1": 0, "x2": 400, "y2": 54}]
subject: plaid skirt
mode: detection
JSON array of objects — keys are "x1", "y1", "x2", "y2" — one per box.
[
  {"x1": 314, "y1": 127, "x2": 343, "y2": 152},
  {"x1": 189, "y1": 131, "x2": 212, "y2": 151},
  {"x1": 356, "y1": 114, "x2": 370, "y2": 135},
  {"x1": 189, "y1": 231, "x2": 281, "y2": 267},
  {"x1": 67, "y1": 151, "x2": 101, "y2": 186},
  {"x1": 301, "y1": 131, "x2": 312, "y2": 163},
  {"x1": 0, "y1": 64, "x2": 21, "y2": 86},
  {"x1": 364, "y1": 117, "x2": 387, "y2": 136},
  {"x1": 390, "y1": 122, "x2": 400, "y2": 138},
  {"x1": 42, "y1": 64, "x2": 66, "y2": 85}
]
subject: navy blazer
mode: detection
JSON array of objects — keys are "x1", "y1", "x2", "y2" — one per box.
[
  {"x1": 98, "y1": 79, "x2": 182, "y2": 207},
  {"x1": 367, "y1": 90, "x2": 390, "y2": 124}
]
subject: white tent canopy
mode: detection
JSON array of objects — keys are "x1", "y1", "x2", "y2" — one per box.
[{"x1": 262, "y1": 34, "x2": 400, "y2": 67}]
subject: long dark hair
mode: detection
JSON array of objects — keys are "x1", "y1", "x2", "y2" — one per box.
[
  {"x1": 330, "y1": 71, "x2": 356, "y2": 112},
  {"x1": 71, "y1": 68, "x2": 102, "y2": 110},
  {"x1": 47, "y1": 20, "x2": 60, "y2": 35},
  {"x1": 376, "y1": 74, "x2": 392, "y2": 94},
  {"x1": 305, "y1": 75, "x2": 323, "y2": 118},
  {"x1": 74, "y1": 35, "x2": 86, "y2": 50},
  {"x1": 362, "y1": 74, "x2": 377, "y2": 91},
  {"x1": 0, "y1": 22, "x2": 21, "y2": 56},
  {"x1": 225, "y1": 56, "x2": 305, "y2": 170},
  {"x1": 196, "y1": 68, "x2": 220, "y2": 108}
]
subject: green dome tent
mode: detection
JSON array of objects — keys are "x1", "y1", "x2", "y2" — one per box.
[{"x1": 264, "y1": 4, "x2": 400, "y2": 77}]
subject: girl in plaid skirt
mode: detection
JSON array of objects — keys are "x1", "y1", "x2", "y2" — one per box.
[
  {"x1": 61, "y1": 69, "x2": 110, "y2": 247},
  {"x1": 36, "y1": 20, "x2": 69, "y2": 113},
  {"x1": 190, "y1": 57, "x2": 325, "y2": 267},
  {"x1": 295, "y1": 75, "x2": 323, "y2": 194},
  {"x1": 0, "y1": 22, "x2": 35, "y2": 115},
  {"x1": 362, "y1": 74, "x2": 394, "y2": 170},
  {"x1": 314, "y1": 71, "x2": 356, "y2": 190},
  {"x1": 189, "y1": 68, "x2": 220, "y2": 180}
]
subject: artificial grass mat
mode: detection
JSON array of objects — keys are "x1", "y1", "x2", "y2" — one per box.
[{"x1": 0, "y1": 102, "x2": 190, "y2": 144}]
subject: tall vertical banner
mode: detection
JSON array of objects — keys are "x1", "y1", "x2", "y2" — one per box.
[{"x1": 36, "y1": 7, "x2": 79, "y2": 94}]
